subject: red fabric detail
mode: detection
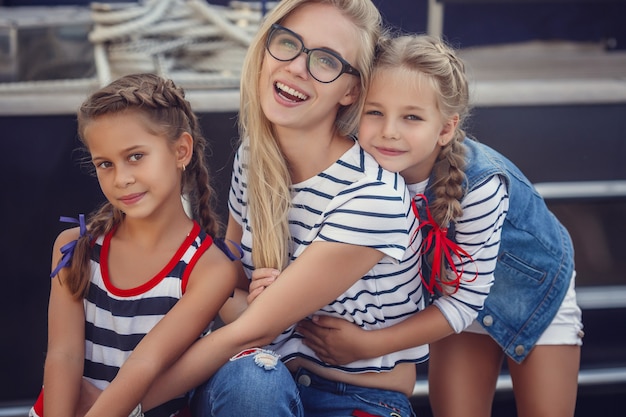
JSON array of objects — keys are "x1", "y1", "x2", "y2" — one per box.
[
  {"x1": 351, "y1": 410, "x2": 381, "y2": 417},
  {"x1": 412, "y1": 194, "x2": 478, "y2": 295},
  {"x1": 231, "y1": 348, "x2": 263, "y2": 360},
  {"x1": 32, "y1": 388, "x2": 44, "y2": 417},
  {"x1": 181, "y1": 232, "x2": 213, "y2": 294},
  {"x1": 101, "y1": 222, "x2": 201, "y2": 297}
]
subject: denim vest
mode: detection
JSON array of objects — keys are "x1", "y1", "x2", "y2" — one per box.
[{"x1": 421, "y1": 138, "x2": 574, "y2": 363}]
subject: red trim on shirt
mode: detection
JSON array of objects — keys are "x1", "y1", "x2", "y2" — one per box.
[
  {"x1": 101, "y1": 222, "x2": 201, "y2": 297},
  {"x1": 181, "y1": 233, "x2": 213, "y2": 294}
]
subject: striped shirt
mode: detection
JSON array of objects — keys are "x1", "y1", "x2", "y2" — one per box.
[
  {"x1": 229, "y1": 140, "x2": 428, "y2": 373},
  {"x1": 409, "y1": 175, "x2": 508, "y2": 333},
  {"x1": 83, "y1": 222, "x2": 213, "y2": 417}
]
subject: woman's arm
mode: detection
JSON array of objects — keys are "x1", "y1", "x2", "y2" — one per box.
[
  {"x1": 139, "y1": 240, "x2": 385, "y2": 411},
  {"x1": 43, "y1": 229, "x2": 86, "y2": 417},
  {"x1": 84, "y1": 245, "x2": 238, "y2": 417}
]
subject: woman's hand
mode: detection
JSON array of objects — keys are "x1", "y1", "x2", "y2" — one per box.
[
  {"x1": 297, "y1": 315, "x2": 373, "y2": 365},
  {"x1": 247, "y1": 268, "x2": 280, "y2": 304}
]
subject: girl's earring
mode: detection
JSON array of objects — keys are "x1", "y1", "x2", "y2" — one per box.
[{"x1": 182, "y1": 164, "x2": 186, "y2": 172}]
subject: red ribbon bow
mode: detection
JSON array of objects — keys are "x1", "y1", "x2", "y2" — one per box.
[{"x1": 411, "y1": 194, "x2": 477, "y2": 295}]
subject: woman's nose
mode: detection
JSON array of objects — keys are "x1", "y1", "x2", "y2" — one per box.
[{"x1": 285, "y1": 52, "x2": 310, "y2": 79}]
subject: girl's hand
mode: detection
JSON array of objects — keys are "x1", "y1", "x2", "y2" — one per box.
[
  {"x1": 247, "y1": 268, "x2": 280, "y2": 304},
  {"x1": 297, "y1": 315, "x2": 371, "y2": 365},
  {"x1": 75, "y1": 378, "x2": 102, "y2": 417}
]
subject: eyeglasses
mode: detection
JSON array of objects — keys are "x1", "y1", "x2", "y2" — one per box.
[{"x1": 265, "y1": 24, "x2": 361, "y2": 84}]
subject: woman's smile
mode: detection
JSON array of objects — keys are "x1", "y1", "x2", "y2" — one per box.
[{"x1": 275, "y1": 81, "x2": 309, "y2": 102}]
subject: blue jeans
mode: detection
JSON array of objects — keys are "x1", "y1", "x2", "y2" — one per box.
[
  {"x1": 191, "y1": 349, "x2": 415, "y2": 417},
  {"x1": 190, "y1": 349, "x2": 303, "y2": 417},
  {"x1": 294, "y1": 368, "x2": 416, "y2": 417}
]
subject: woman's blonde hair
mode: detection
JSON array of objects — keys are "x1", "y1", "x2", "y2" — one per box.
[
  {"x1": 239, "y1": 0, "x2": 382, "y2": 270},
  {"x1": 61, "y1": 73, "x2": 221, "y2": 298}
]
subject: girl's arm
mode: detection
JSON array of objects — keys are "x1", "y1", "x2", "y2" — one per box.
[
  {"x1": 139, "y1": 240, "x2": 385, "y2": 411},
  {"x1": 84, "y1": 244, "x2": 238, "y2": 417},
  {"x1": 297, "y1": 306, "x2": 454, "y2": 364},
  {"x1": 43, "y1": 229, "x2": 86, "y2": 417},
  {"x1": 296, "y1": 177, "x2": 508, "y2": 363}
]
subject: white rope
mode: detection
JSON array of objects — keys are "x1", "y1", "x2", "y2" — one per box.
[
  {"x1": 186, "y1": 0, "x2": 253, "y2": 46},
  {"x1": 0, "y1": 1, "x2": 273, "y2": 95},
  {"x1": 94, "y1": 43, "x2": 112, "y2": 86},
  {"x1": 89, "y1": 0, "x2": 172, "y2": 42},
  {"x1": 90, "y1": 0, "x2": 271, "y2": 87},
  {"x1": 89, "y1": 1, "x2": 157, "y2": 24}
]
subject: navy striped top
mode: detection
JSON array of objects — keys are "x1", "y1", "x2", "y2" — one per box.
[
  {"x1": 229, "y1": 140, "x2": 429, "y2": 372},
  {"x1": 83, "y1": 222, "x2": 213, "y2": 416}
]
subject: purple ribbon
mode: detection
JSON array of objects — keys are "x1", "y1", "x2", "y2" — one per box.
[
  {"x1": 50, "y1": 214, "x2": 88, "y2": 279},
  {"x1": 214, "y1": 238, "x2": 244, "y2": 261}
]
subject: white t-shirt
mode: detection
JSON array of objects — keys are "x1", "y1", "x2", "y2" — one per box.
[{"x1": 229, "y1": 140, "x2": 429, "y2": 372}]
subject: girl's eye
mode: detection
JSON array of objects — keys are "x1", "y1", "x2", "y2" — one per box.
[
  {"x1": 129, "y1": 153, "x2": 143, "y2": 162},
  {"x1": 406, "y1": 114, "x2": 423, "y2": 121},
  {"x1": 364, "y1": 110, "x2": 382, "y2": 116},
  {"x1": 95, "y1": 161, "x2": 111, "y2": 169}
]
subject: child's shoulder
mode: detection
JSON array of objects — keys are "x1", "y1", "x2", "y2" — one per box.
[
  {"x1": 53, "y1": 227, "x2": 82, "y2": 250},
  {"x1": 196, "y1": 240, "x2": 239, "y2": 271},
  {"x1": 185, "y1": 238, "x2": 239, "y2": 289}
]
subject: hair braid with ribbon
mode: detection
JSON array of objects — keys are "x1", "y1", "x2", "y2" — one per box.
[{"x1": 412, "y1": 194, "x2": 477, "y2": 295}]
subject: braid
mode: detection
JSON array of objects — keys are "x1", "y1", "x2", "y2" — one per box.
[
  {"x1": 183, "y1": 109, "x2": 223, "y2": 238},
  {"x1": 152, "y1": 76, "x2": 223, "y2": 236},
  {"x1": 160, "y1": 78, "x2": 223, "y2": 237},
  {"x1": 429, "y1": 135, "x2": 466, "y2": 228},
  {"x1": 63, "y1": 202, "x2": 123, "y2": 299}
]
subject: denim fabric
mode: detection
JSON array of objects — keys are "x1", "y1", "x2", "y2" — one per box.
[
  {"x1": 294, "y1": 368, "x2": 415, "y2": 417},
  {"x1": 190, "y1": 350, "x2": 415, "y2": 417},
  {"x1": 421, "y1": 138, "x2": 575, "y2": 363},
  {"x1": 190, "y1": 353, "x2": 303, "y2": 417}
]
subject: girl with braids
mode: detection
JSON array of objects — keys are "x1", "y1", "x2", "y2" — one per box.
[
  {"x1": 30, "y1": 73, "x2": 238, "y2": 417},
  {"x1": 298, "y1": 34, "x2": 584, "y2": 417}
]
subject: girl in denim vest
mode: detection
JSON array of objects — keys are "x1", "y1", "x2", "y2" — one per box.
[{"x1": 297, "y1": 34, "x2": 584, "y2": 417}]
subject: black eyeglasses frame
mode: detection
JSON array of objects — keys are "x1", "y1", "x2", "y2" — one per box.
[{"x1": 265, "y1": 24, "x2": 361, "y2": 84}]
